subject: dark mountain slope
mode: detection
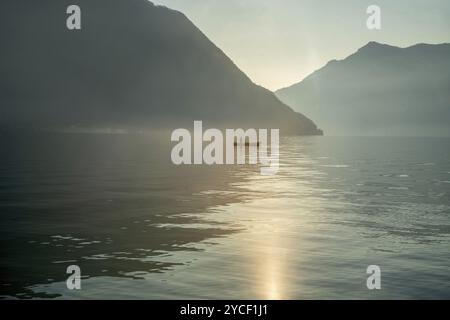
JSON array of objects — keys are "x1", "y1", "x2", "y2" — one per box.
[{"x1": 0, "y1": 0, "x2": 321, "y2": 135}]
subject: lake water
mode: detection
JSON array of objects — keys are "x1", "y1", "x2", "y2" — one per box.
[{"x1": 0, "y1": 133, "x2": 449, "y2": 299}]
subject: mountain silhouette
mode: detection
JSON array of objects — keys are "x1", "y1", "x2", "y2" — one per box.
[
  {"x1": 0, "y1": 0, "x2": 321, "y2": 135},
  {"x1": 276, "y1": 42, "x2": 450, "y2": 136}
]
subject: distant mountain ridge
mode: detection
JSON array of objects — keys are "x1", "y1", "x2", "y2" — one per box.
[
  {"x1": 276, "y1": 42, "x2": 450, "y2": 136},
  {"x1": 0, "y1": 0, "x2": 321, "y2": 135}
]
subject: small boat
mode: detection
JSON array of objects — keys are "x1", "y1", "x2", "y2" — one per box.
[{"x1": 233, "y1": 141, "x2": 260, "y2": 147}]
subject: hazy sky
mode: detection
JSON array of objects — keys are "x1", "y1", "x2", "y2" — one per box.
[{"x1": 153, "y1": 0, "x2": 450, "y2": 91}]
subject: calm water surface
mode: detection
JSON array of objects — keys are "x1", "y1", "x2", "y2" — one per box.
[{"x1": 0, "y1": 134, "x2": 449, "y2": 299}]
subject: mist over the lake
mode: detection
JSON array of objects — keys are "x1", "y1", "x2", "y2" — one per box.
[{"x1": 0, "y1": 0, "x2": 449, "y2": 302}]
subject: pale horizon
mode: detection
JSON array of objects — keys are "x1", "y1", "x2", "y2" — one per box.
[
  {"x1": 1, "y1": 0, "x2": 450, "y2": 302},
  {"x1": 153, "y1": 0, "x2": 450, "y2": 91}
]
